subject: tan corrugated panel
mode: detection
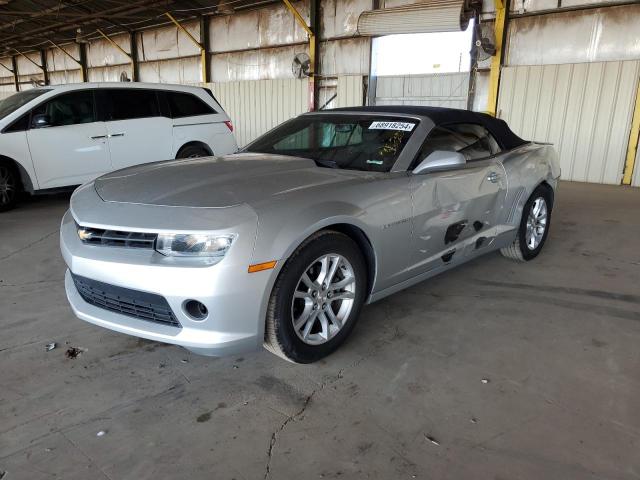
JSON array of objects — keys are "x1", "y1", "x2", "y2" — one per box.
[
  {"x1": 209, "y1": 78, "x2": 309, "y2": 147},
  {"x1": 358, "y1": 0, "x2": 469, "y2": 35},
  {"x1": 375, "y1": 72, "x2": 469, "y2": 108},
  {"x1": 337, "y1": 76, "x2": 364, "y2": 108},
  {"x1": 498, "y1": 61, "x2": 640, "y2": 185}
]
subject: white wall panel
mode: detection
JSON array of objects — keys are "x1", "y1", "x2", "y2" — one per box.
[
  {"x1": 320, "y1": 0, "x2": 369, "y2": 38},
  {"x1": 208, "y1": 78, "x2": 309, "y2": 147},
  {"x1": 210, "y1": 1, "x2": 309, "y2": 53},
  {"x1": 211, "y1": 45, "x2": 309, "y2": 82},
  {"x1": 49, "y1": 69, "x2": 82, "y2": 85},
  {"x1": 633, "y1": 139, "x2": 640, "y2": 188},
  {"x1": 139, "y1": 57, "x2": 201, "y2": 85},
  {"x1": 507, "y1": 4, "x2": 640, "y2": 66},
  {"x1": 498, "y1": 61, "x2": 640, "y2": 185},
  {"x1": 376, "y1": 72, "x2": 469, "y2": 108},
  {"x1": 46, "y1": 44, "x2": 80, "y2": 72},
  {"x1": 320, "y1": 37, "x2": 370, "y2": 76},
  {"x1": 88, "y1": 65, "x2": 132, "y2": 82},
  {"x1": 87, "y1": 34, "x2": 131, "y2": 67},
  {"x1": 336, "y1": 75, "x2": 364, "y2": 107},
  {"x1": 137, "y1": 21, "x2": 201, "y2": 61}
]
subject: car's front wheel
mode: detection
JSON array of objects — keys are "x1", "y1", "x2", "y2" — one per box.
[
  {"x1": 0, "y1": 163, "x2": 20, "y2": 212},
  {"x1": 265, "y1": 231, "x2": 367, "y2": 363},
  {"x1": 501, "y1": 185, "x2": 553, "y2": 261}
]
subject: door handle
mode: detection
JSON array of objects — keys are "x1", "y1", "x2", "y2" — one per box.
[
  {"x1": 108, "y1": 132, "x2": 125, "y2": 138},
  {"x1": 487, "y1": 171, "x2": 500, "y2": 183},
  {"x1": 90, "y1": 135, "x2": 107, "y2": 140}
]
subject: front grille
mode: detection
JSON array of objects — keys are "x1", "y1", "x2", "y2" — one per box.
[
  {"x1": 77, "y1": 224, "x2": 157, "y2": 249},
  {"x1": 72, "y1": 273, "x2": 181, "y2": 328}
]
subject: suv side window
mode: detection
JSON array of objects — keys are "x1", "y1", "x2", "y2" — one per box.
[
  {"x1": 31, "y1": 90, "x2": 95, "y2": 127},
  {"x1": 166, "y1": 92, "x2": 215, "y2": 118},
  {"x1": 104, "y1": 89, "x2": 159, "y2": 121},
  {"x1": 413, "y1": 123, "x2": 501, "y2": 168}
]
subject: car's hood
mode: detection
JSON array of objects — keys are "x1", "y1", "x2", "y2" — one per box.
[{"x1": 94, "y1": 153, "x2": 365, "y2": 208}]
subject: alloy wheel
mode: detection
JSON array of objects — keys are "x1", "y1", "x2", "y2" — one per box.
[
  {"x1": 291, "y1": 254, "x2": 356, "y2": 345},
  {"x1": 525, "y1": 197, "x2": 547, "y2": 250}
]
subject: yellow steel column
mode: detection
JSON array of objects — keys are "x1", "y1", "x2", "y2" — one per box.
[
  {"x1": 487, "y1": 0, "x2": 507, "y2": 116},
  {"x1": 622, "y1": 79, "x2": 640, "y2": 185},
  {"x1": 165, "y1": 12, "x2": 207, "y2": 83},
  {"x1": 282, "y1": 0, "x2": 315, "y2": 110}
]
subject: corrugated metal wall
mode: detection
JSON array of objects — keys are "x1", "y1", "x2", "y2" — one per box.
[
  {"x1": 336, "y1": 76, "x2": 364, "y2": 107},
  {"x1": 498, "y1": 61, "x2": 640, "y2": 185},
  {"x1": 209, "y1": 78, "x2": 309, "y2": 147},
  {"x1": 375, "y1": 72, "x2": 469, "y2": 108}
]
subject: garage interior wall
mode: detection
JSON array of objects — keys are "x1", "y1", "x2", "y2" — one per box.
[
  {"x1": 496, "y1": 3, "x2": 640, "y2": 185},
  {"x1": 1, "y1": 0, "x2": 639, "y2": 184}
]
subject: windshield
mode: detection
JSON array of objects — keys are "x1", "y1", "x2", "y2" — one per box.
[
  {"x1": 0, "y1": 89, "x2": 50, "y2": 120},
  {"x1": 244, "y1": 115, "x2": 418, "y2": 172}
]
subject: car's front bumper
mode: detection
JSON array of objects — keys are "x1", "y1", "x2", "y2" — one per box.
[{"x1": 60, "y1": 188, "x2": 276, "y2": 357}]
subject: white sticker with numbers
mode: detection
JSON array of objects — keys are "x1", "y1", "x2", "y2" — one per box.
[{"x1": 368, "y1": 121, "x2": 415, "y2": 132}]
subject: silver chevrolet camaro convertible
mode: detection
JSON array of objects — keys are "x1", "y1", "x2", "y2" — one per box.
[{"x1": 61, "y1": 106, "x2": 560, "y2": 363}]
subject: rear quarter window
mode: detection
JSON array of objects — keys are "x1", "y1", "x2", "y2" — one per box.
[{"x1": 167, "y1": 92, "x2": 216, "y2": 118}]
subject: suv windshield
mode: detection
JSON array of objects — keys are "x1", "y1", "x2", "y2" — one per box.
[
  {"x1": 244, "y1": 114, "x2": 418, "y2": 172},
  {"x1": 0, "y1": 89, "x2": 50, "y2": 120}
]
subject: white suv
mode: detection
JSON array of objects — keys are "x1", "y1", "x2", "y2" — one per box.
[{"x1": 0, "y1": 82, "x2": 237, "y2": 211}]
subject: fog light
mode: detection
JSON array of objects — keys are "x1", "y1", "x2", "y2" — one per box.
[{"x1": 184, "y1": 300, "x2": 208, "y2": 320}]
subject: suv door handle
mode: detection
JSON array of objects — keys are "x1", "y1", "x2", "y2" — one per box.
[
  {"x1": 109, "y1": 132, "x2": 125, "y2": 138},
  {"x1": 90, "y1": 134, "x2": 107, "y2": 140},
  {"x1": 487, "y1": 171, "x2": 500, "y2": 183}
]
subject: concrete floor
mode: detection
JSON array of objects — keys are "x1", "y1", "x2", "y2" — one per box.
[{"x1": 1, "y1": 181, "x2": 639, "y2": 480}]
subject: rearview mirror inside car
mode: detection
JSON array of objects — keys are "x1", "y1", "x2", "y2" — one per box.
[
  {"x1": 412, "y1": 150, "x2": 466, "y2": 174},
  {"x1": 31, "y1": 114, "x2": 51, "y2": 129}
]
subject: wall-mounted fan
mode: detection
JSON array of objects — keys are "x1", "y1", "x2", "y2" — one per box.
[
  {"x1": 292, "y1": 52, "x2": 311, "y2": 79},
  {"x1": 120, "y1": 71, "x2": 131, "y2": 82},
  {"x1": 474, "y1": 22, "x2": 497, "y2": 61}
]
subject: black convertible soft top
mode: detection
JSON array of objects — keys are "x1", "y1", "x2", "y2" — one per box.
[{"x1": 330, "y1": 105, "x2": 528, "y2": 151}]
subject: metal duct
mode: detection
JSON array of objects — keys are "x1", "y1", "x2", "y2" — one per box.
[{"x1": 357, "y1": 0, "x2": 473, "y2": 36}]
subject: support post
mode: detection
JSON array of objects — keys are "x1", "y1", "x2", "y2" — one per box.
[
  {"x1": 79, "y1": 43, "x2": 88, "y2": 82},
  {"x1": 282, "y1": 0, "x2": 316, "y2": 111},
  {"x1": 130, "y1": 32, "x2": 139, "y2": 82},
  {"x1": 200, "y1": 16, "x2": 211, "y2": 83},
  {"x1": 622, "y1": 79, "x2": 640, "y2": 185},
  {"x1": 367, "y1": 0, "x2": 380, "y2": 106},
  {"x1": 40, "y1": 49, "x2": 49, "y2": 85},
  {"x1": 486, "y1": 0, "x2": 508, "y2": 116},
  {"x1": 11, "y1": 55, "x2": 19, "y2": 91},
  {"x1": 165, "y1": 12, "x2": 208, "y2": 83}
]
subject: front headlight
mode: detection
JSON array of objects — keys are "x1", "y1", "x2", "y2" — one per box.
[{"x1": 155, "y1": 233, "x2": 236, "y2": 259}]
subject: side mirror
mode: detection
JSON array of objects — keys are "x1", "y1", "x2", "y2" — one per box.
[
  {"x1": 31, "y1": 114, "x2": 51, "y2": 129},
  {"x1": 412, "y1": 150, "x2": 466, "y2": 174}
]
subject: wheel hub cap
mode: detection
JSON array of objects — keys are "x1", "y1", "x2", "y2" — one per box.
[
  {"x1": 525, "y1": 197, "x2": 548, "y2": 250},
  {"x1": 291, "y1": 254, "x2": 356, "y2": 345}
]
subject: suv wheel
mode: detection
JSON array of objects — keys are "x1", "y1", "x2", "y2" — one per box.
[{"x1": 176, "y1": 145, "x2": 210, "y2": 159}]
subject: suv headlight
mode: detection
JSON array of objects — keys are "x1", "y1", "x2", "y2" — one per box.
[{"x1": 155, "y1": 233, "x2": 236, "y2": 259}]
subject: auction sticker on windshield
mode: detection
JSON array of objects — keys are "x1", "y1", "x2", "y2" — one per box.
[{"x1": 368, "y1": 121, "x2": 415, "y2": 132}]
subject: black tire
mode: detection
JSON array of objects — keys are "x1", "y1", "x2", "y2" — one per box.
[
  {"x1": 501, "y1": 185, "x2": 553, "y2": 262},
  {"x1": 0, "y1": 162, "x2": 20, "y2": 213},
  {"x1": 176, "y1": 145, "x2": 210, "y2": 159},
  {"x1": 264, "y1": 231, "x2": 367, "y2": 364}
]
